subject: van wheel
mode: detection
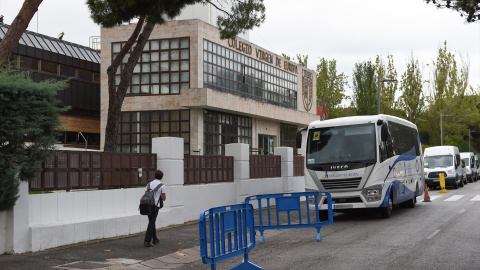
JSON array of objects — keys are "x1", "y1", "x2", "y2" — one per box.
[{"x1": 380, "y1": 196, "x2": 393, "y2": 218}]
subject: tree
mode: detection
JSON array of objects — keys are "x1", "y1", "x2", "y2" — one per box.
[
  {"x1": 296, "y1": 54, "x2": 308, "y2": 67},
  {"x1": 376, "y1": 55, "x2": 399, "y2": 116},
  {"x1": 399, "y1": 53, "x2": 424, "y2": 123},
  {"x1": 352, "y1": 60, "x2": 377, "y2": 115},
  {"x1": 0, "y1": 67, "x2": 67, "y2": 211},
  {"x1": 0, "y1": 0, "x2": 43, "y2": 63},
  {"x1": 424, "y1": 0, "x2": 480, "y2": 22},
  {"x1": 87, "y1": 0, "x2": 265, "y2": 152},
  {"x1": 315, "y1": 57, "x2": 347, "y2": 111}
]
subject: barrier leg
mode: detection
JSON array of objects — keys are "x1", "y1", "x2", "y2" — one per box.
[
  {"x1": 259, "y1": 230, "x2": 265, "y2": 244},
  {"x1": 231, "y1": 261, "x2": 264, "y2": 270},
  {"x1": 317, "y1": 227, "x2": 321, "y2": 242}
]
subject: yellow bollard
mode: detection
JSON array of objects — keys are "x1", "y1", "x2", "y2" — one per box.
[{"x1": 438, "y1": 173, "x2": 450, "y2": 193}]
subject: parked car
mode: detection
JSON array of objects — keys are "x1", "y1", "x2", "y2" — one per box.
[
  {"x1": 424, "y1": 146, "x2": 463, "y2": 189},
  {"x1": 460, "y1": 152, "x2": 475, "y2": 183}
]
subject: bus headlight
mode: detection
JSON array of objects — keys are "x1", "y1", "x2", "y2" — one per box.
[{"x1": 362, "y1": 184, "x2": 383, "y2": 202}]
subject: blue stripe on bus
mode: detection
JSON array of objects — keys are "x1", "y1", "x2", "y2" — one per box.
[
  {"x1": 380, "y1": 155, "x2": 418, "y2": 207},
  {"x1": 383, "y1": 155, "x2": 417, "y2": 183}
]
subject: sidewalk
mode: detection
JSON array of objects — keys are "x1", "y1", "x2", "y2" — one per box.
[{"x1": 0, "y1": 220, "x2": 206, "y2": 270}]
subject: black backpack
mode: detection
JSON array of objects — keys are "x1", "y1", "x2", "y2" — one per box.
[{"x1": 139, "y1": 182, "x2": 164, "y2": 215}]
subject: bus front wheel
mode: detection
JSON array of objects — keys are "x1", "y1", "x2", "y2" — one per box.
[{"x1": 380, "y1": 196, "x2": 393, "y2": 218}]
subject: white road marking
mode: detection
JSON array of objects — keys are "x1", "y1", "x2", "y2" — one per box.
[
  {"x1": 426, "y1": 229, "x2": 441, "y2": 240},
  {"x1": 444, "y1": 195, "x2": 464, "y2": 201},
  {"x1": 471, "y1": 195, "x2": 480, "y2": 201},
  {"x1": 425, "y1": 195, "x2": 442, "y2": 201},
  {"x1": 459, "y1": 209, "x2": 466, "y2": 214}
]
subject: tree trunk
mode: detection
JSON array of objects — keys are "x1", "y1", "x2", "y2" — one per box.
[
  {"x1": 103, "y1": 21, "x2": 155, "y2": 152},
  {"x1": 0, "y1": 0, "x2": 43, "y2": 63}
]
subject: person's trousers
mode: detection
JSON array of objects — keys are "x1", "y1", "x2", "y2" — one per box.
[{"x1": 144, "y1": 205, "x2": 159, "y2": 243}]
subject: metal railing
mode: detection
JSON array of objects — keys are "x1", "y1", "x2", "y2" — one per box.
[
  {"x1": 29, "y1": 151, "x2": 156, "y2": 191},
  {"x1": 184, "y1": 155, "x2": 234, "y2": 185},
  {"x1": 293, "y1": 155, "x2": 305, "y2": 176},
  {"x1": 249, "y1": 155, "x2": 281, "y2": 179}
]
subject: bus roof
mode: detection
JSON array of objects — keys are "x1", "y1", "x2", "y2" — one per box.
[{"x1": 308, "y1": 114, "x2": 417, "y2": 130}]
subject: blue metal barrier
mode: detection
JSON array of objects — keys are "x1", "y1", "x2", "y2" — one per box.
[
  {"x1": 244, "y1": 192, "x2": 335, "y2": 243},
  {"x1": 199, "y1": 203, "x2": 263, "y2": 270}
]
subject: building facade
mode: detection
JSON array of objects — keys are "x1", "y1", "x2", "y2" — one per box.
[
  {"x1": 100, "y1": 19, "x2": 318, "y2": 155},
  {"x1": 0, "y1": 23, "x2": 101, "y2": 149}
]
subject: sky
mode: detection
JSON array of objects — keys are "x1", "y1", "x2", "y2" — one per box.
[{"x1": 1, "y1": 0, "x2": 479, "y2": 106}]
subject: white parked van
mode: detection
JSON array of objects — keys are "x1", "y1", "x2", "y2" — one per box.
[
  {"x1": 460, "y1": 152, "x2": 476, "y2": 183},
  {"x1": 424, "y1": 146, "x2": 463, "y2": 189}
]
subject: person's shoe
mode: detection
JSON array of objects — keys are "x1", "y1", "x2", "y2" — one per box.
[
  {"x1": 144, "y1": 242, "x2": 153, "y2": 247},
  {"x1": 153, "y1": 239, "x2": 160, "y2": 245}
]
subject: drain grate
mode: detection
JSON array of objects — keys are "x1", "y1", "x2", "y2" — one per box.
[{"x1": 54, "y1": 261, "x2": 113, "y2": 269}]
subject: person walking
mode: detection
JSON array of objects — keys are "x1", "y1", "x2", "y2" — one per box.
[{"x1": 144, "y1": 170, "x2": 166, "y2": 247}]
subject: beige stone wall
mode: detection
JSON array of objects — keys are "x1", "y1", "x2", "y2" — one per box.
[{"x1": 100, "y1": 19, "x2": 318, "y2": 151}]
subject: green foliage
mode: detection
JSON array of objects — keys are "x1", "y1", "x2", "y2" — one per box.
[
  {"x1": 316, "y1": 58, "x2": 347, "y2": 110},
  {"x1": 352, "y1": 60, "x2": 377, "y2": 115},
  {"x1": 424, "y1": 0, "x2": 480, "y2": 23},
  {"x1": 328, "y1": 106, "x2": 356, "y2": 119},
  {"x1": 296, "y1": 54, "x2": 308, "y2": 67},
  {"x1": 376, "y1": 55, "x2": 399, "y2": 115},
  {"x1": 399, "y1": 54, "x2": 424, "y2": 123},
  {"x1": 0, "y1": 67, "x2": 66, "y2": 211},
  {"x1": 281, "y1": 53, "x2": 291, "y2": 61},
  {"x1": 87, "y1": 0, "x2": 265, "y2": 39}
]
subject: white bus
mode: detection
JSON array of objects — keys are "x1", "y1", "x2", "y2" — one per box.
[{"x1": 296, "y1": 115, "x2": 424, "y2": 218}]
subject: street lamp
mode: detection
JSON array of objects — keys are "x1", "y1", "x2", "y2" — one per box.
[
  {"x1": 440, "y1": 113, "x2": 452, "y2": 146},
  {"x1": 377, "y1": 78, "x2": 398, "y2": 115},
  {"x1": 469, "y1": 129, "x2": 477, "y2": 152}
]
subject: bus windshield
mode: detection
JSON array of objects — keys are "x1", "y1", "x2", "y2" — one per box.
[
  {"x1": 424, "y1": 155, "x2": 452, "y2": 168},
  {"x1": 306, "y1": 124, "x2": 376, "y2": 165}
]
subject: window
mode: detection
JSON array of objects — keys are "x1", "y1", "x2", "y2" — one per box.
[
  {"x1": 280, "y1": 123, "x2": 298, "y2": 155},
  {"x1": 117, "y1": 110, "x2": 190, "y2": 154},
  {"x1": 41, "y1": 60, "x2": 58, "y2": 74},
  {"x1": 203, "y1": 39, "x2": 297, "y2": 109},
  {"x1": 379, "y1": 121, "x2": 419, "y2": 163},
  {"x1": 203, "y1": 110, "x2": 252, "y2": 155},
  {"x1": 78, "y1": 69, "x2": 92, "y2": 81},
  {"x1": 112, "y1": 37, "x2": 190, "y2": 96},
  {"x1": 18, "y1": 55, "x2": 38, "y2": 70},
  {"x1": 60, "y1": 65, "x2": 76, "y2": 77}
]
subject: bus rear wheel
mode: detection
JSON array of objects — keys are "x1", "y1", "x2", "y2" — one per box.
[{"x1": 380, "y1": 197, "x2": 393, "y2": 218}]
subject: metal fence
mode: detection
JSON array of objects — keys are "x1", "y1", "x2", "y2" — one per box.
[
  {"x1": 293, "y1": 156, "x2": 305, "y2": 176},
  {"x1": 29, "y1": 151, "x2": 157, "y2": 191},
  {"x1": 249, "y1": 155, "x2": 281, "y2": 179},
  {"x1": 184, "y1": 155, "x2": 234, "y2": 185}
]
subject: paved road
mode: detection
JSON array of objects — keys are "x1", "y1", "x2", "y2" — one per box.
[{"x1": 2, "y1": 181, "x2": 480, "y2": 269}]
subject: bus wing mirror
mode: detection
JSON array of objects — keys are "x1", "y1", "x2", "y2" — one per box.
[
  {"x1": 381, "y1": 122, "x2": 389, "y2": 142},
  {"x1": 296, "y1": 127, "x2": 308, "y2": 148}
]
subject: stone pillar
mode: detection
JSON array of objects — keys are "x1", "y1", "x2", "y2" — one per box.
[
  {"x1": 274, "y1": 147, "x2": 294, "y2": 193},
  {"x1": 151, "y1": 137, "x2": 185, "y2": 226},
  {"x1": 225, "y1": 143, "x2": 250, "y2": 203},
  {"x1": 5, "y1": 180, "x2": 30, "y2": 253}
]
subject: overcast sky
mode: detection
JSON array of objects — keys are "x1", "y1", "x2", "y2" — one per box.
[{"x1": 1, "y1": 0, "x2": 479, "y2": 106}]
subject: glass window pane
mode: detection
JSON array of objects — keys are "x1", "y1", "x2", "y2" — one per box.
[
  {"x1": 171, "y1": 61, "x2": 179, "y2": 71},
  {"x1": 141, "y1": 74, "x2": 149, "y2": 84},
  {"x1": 180, "y1": 49, "x2": 189, "y2": 59},
  {"x1": 180, "y1": 38, "x2": 189, "y2": 48},
  {"x1": 151, "y1": 63, "x2": 159, "y2": 72},
  {"x1": 181, "y1": 110, "x2": 189, "y2": 120},
  {"x1": 171, "y1": 39, "x2": 179, "y2": 49},
  {"x1": 151, "y1": 73, "x2": 159, "y2": 83},
  {"x1": 142, "y1": 63, "x2": 150, "y2": 72},
  {"x1": 142, "y1": 53, "x2": 150, "y2": 62},
  {"x1": 132, "y1": 74, "x2": 140, "y2": 84},
  {"x1": 160, "y1": 62, "x2": 169, "y2": 71},
  {"x1": 113, "y1": 43, "x2": 121, "y2": 53},
  {"x1": 161, "y1": 84, "x2": 169, "y2": 94},
  {"x1": 160, "y1": 51, "x2": 169, "y2": 61},
  {"x1": 131, "y1": 85, "x2": 140, "y2": 94},
  {"x1": 181, "y1": 60, "x2": 189, "y2": 71},
  {"x1": 133, "y1": 64, "x2": 140, "y2": 73},
  {"x1": 161, "y1": 73, "x2": 169, "y2": 83},
  {"x1": 152, "y1": 85, "x2": 159, "y2": 94},
  {"x1": 151, "y1": 52, "x2": 159, "y2": 61},
  {"x1": 141, "y1": 85, "x2": 149, "y2": 94},
  {"x1": 171, "y1": 84, "x2": 179, "y2": 94},
  {"x1": 171, "y1": 73, "x2": 179, "y2": 83},
  {"x1": 171, "y1": 50, "x2": 179, "y2": 60},
  {"x1": 151, "y1": 40, "x2": 159, "y2": 50},
  {"x1": 161, "y1": 40, "x2": 169, "y2": 50},
  {"x1": 181, "y1": 83, "x2": 189, "y2": 90},
  {"x1": 181, "y1": 72, "x2": 189, "y2": 82}
]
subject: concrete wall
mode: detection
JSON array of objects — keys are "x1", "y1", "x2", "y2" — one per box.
[{"x1": 0, "y1": 138, "x2": 305, "y2": 254}]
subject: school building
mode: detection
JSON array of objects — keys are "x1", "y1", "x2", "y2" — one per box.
[{"x1": 100, "y1": 19, "x2": 319, "y2": 155}]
